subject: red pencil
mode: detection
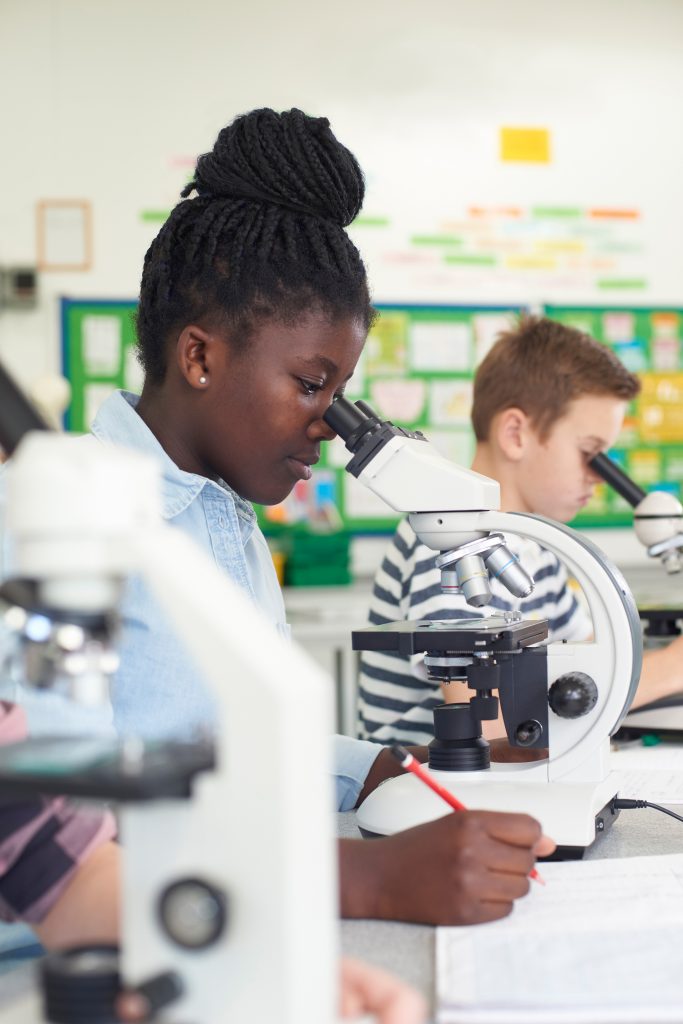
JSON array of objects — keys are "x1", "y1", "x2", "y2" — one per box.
[{"x1": 390, "y1": 744, "x2": 544, "y2": 885}]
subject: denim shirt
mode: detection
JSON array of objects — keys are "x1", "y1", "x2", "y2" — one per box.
[{"x1": 0, "y1": 392, "x2": 379, "y2": 810}]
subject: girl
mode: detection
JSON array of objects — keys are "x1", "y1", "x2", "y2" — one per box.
[{"x1": 3, "y1": 107, "x2": 551, "y2": 928}]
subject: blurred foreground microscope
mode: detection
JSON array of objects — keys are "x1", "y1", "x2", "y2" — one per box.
[
  {"x1": 324, "y1": 398, "x2": 643, "y2": 856},
  {"x1": 0, "y1": 364, "x2": 338, "y2": 1024}
]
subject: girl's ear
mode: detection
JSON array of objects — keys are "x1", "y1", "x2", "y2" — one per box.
[
  {"x1": 493, "y1": 407, "x2": 532, "y2": 463},
  {"x1": 176, "y1": 325, "x2": 222, "y2": 389}
]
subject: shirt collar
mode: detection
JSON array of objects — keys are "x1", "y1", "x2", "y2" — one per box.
[{"x1": 91, "y1": 391, "x2": 256, "y2": 526}]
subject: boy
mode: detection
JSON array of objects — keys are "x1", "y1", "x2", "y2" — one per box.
[{"x1": 359, "y1": 315, "x2": 683, "y2": 745}]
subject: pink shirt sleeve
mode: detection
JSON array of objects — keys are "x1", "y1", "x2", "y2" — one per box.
[{"x1": 0, "y1": 701, "x2": 117, "y2": 923}]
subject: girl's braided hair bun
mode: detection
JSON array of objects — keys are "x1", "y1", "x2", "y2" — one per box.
[
  {"x1": 182, "y1": 107, "x2": 364, "y2": 228},
  {"x1": 137, "y1": 107, "x2": 373, "y2": 384}
]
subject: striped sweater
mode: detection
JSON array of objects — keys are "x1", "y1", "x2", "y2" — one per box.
[{"x1": 358, "y1": 518, "x2": 591, "y2": 746}]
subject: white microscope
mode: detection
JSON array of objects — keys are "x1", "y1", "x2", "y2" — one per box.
[
  {"x1": 588, "y1": 451, "x2": 683, "y2": 574},
  {"x1": 324, "y1": 398, "x2": 643, "y2": 854},
  {"x1": 589, "y1": 451, "x2": 683, "y2": 735},
  {"x1": 0, "y1": 364, "x2": 338, "y2": 1024}
]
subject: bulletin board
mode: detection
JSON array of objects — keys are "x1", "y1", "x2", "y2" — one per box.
[
  {"x1": 60, "y1": 298, "x2": 522, "y2": 532},
  {"x1": 61, "y1": 298, "x2": 683, "y2": 534},
  {"x1": 545, "y1": 306, "x2": 683, "y2": 528}
]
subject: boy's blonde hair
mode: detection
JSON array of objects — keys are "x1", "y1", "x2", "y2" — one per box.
[{"x1": 471, "y1": 315, "x2": 641, "y2": 442}]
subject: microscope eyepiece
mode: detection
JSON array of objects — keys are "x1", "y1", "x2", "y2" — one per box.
[
  {"x1": 323, "y1": 396, "x2": 368, "y2": 440},
  {"x1": 589, "y1": 452, "x2": 646, "y2": 508},
  {"x1": 323, "y1": 396, "x2": 383, "y2": 454}
]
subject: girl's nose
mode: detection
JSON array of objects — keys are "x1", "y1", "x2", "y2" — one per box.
[{"x1": 308, "y1": 414, "x2": 337, "y2": 442}]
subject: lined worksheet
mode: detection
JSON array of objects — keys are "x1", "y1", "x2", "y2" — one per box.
[{"x1": 437, "y1": 853, "x2": 683, "y2": 1023}]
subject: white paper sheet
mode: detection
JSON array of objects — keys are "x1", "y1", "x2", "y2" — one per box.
[
  {"x1": 611, "y1": 741, "x2": 683, "y2": 802},
  {"x1": 437, "y1": 853, "x2": 683, "y2": 1023}
]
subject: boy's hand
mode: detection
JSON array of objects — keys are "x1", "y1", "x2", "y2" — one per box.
[
  {"x1": 488, "y1": 737, "x2": 549, "y2": 762},
  {"x1": 340, "y1": 811, "x2": 555, "y2": 926},
  {"x1": 340, "y1": 957, "x2": 427, "y2": 1024}
]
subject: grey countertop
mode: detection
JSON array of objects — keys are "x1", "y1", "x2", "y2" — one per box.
[{"x1": 4, "y1": 804, "x2": 682, "y2": 1022}]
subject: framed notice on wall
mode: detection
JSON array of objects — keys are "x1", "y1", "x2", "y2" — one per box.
[{"x1": 37, "y1": 199, "x2": 92, "y2": 271}]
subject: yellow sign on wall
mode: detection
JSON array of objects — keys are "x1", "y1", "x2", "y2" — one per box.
[
  {"x1": 500, "y1": 127, "x2": 551, "y2": 164},
  {"x1": 639, "y1": 373, "x2": 683, "y2": 443}
]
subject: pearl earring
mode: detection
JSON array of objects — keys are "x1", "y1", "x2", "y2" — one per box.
[{"x1": 199, "y1": 375, "x2": 207, "y2": 385}]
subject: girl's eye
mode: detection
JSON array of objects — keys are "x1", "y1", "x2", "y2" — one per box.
[{"x1": 299, "y1": 379, "x2": 323, "y2": 395}]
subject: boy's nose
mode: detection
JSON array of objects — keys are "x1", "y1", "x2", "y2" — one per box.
[{"x1": 586, "y1": 464, "x2": 602, "y2": 488}]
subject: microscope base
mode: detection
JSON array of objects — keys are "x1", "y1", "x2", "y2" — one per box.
[{"x1": 356, "y1": 764, "x2": 621, "y2": 852}]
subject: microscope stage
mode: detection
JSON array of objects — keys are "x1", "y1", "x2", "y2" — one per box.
[{"x1": 352, "y1": 615, "x2": 548, "y2": 655}]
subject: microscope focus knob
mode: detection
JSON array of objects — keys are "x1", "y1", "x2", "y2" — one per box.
[
  {"x1": 548, "y1": 672, "x2": 599, "y2": 719},
  {"x1": 158, "y1": 877, "x2": 228, "y2": 949}
]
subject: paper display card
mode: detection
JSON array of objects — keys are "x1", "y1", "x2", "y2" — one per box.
[
  {"x1": 429, "y1": 380, "x2": 473, "y2": 426},
  {"x1": 603, "y1": 311, "x2": 635, "y2": 343},
  {"x1": 427, "y1": 429, "x2": 475, "y2": 468},
  {"x1": 437, "y1": 854, "x2": 683, "y2": 1023},
  {"x1": 370, "y1": 379, "x2": 426, "y2": 422},
  {"x1": 365, "y1": 313, "x2": 408, "y2": 375},
  {"x1": 472, "y1": 313, "x2": 515, "y2": 365},
  {"x1": 37, "y1": 199, "x2": 92, "y2": 271},
  {"x1": 83, "y1": 316, "x2": 122, "y2": 376},
  {"x1": 410, "y1": 320, "x2": 472, "y2": 371}
]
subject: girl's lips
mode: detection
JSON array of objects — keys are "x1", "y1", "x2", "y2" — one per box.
[{"x1": 286, "y1": 457, "x2": 313, "y2": 481}]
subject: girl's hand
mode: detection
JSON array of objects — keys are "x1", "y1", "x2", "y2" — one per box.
[{"x1": 339, "y1": 957, "x2": 427, "y2": 1024}]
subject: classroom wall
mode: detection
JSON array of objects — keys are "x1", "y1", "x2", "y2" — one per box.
[{"x1": 2, "y1": 0, "x2": 683, "y2": 394}]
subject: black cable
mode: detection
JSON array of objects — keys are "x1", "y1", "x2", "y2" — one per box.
[{"x1": 611, "y1": 797, "x2": 683, "y2": 824}]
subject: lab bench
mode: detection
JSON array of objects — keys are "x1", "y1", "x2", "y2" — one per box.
[{"x1": 283, "y1": 582, "x2": 372, "y2": 737}]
